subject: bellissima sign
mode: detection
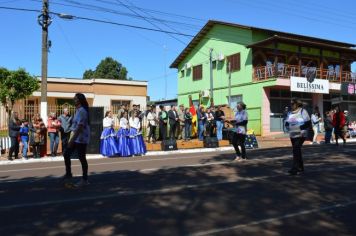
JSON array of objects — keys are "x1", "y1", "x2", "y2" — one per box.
[
  {"x1": 290, "y1": 76, "x2": 329, "y2": 94},
  {"x1": 341, "y1": 83, "x2": 356, "y2": 96}
]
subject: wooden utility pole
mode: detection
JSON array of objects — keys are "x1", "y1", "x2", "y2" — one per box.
[
  {"x1": 38, "y1": 0, "x2": 51, "y2": 121},
  {"x1": 209, "y1": 48, "x2": 214, "y2": 107}
]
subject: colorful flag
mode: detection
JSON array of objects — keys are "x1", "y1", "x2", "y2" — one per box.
[{"x1": 190, "y1": 103, "x2": 197, "y2": 136}]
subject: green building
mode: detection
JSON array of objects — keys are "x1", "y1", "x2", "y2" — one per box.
[{"x1": 170, "y1": 20, "x2": 356, "y2": 135}]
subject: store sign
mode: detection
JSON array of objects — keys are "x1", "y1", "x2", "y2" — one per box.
[
  {"x1": 290, "y1": 76, "x2": 329, "y2": 94},
  {"x1": 341, "y1": 82, "x2": 356, "y2": 96}
]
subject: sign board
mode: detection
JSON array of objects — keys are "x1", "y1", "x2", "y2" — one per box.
[
  {"x1": 290, "y1": 76, "x2": 329, "y2": 94},
  {"x1": 341, "y1": 83, "x2": 356, "y2": 96},
  {"x1": 331, "y1": 97, "x2": 343, "y2": 105}
]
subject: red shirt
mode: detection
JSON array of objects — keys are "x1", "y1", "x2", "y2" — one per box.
[
  {"x1": 332, "y1": 112, "x2": 346, "y2": 129},
  {"x1": 47, "y1": 117, "x2": 61, "y2": 133}
]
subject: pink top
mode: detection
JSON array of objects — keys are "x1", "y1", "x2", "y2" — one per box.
[{"x1": 47, "y1": 117, "x2": 61, "y2": 133}]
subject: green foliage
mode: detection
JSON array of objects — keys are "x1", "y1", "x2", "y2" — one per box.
[
  {"x1": 0, "y1": 67, "x2": 39, "y2": 112},
  {"x1": 82, "y1": 57, "x2": 131, "y2": 80}
]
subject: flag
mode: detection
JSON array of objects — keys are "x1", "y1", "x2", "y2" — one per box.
[{"x1": 190, "y1": 103, "x2": 197, "y2": 136}]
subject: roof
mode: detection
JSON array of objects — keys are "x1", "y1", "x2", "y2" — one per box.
[
  {"x1": 247, "y1": 35, "x2": 356, "y2": 59},
  {"x1": 36, "y1": 77, "x2": 148, "y2": 86},
  {"x1": 170, "y1": 20, "x2": 356, "y2": 68}
]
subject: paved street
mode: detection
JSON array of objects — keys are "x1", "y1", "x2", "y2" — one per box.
[{"x1": 0, "y1": 143, "x2": 356, "y2": 236}]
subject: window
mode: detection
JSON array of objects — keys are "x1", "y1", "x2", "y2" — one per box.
[
  {"x1": 193, "y1": 64, "x2": 203, "y2": 81},
  {"x1": 228, "y1": 95, "x2": 243, "y2": 111},
  {"x1": 226, "y1": 53, "x2": 241, "y2": 72},
  {"x1": 111, "y1": 100, "x2": 131, "y2": 113},
  {"x1": 180, "y1": 70, "x2": 185, "y2": 78}
]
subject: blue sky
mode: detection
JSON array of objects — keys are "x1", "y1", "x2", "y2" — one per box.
[{"x1": 0, "y1": 0, "x2": 355, "y2": 101}]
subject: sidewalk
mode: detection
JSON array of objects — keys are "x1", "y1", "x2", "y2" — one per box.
[{"x1": 1, "y1": 135, "x2": 355, "y2": 165}]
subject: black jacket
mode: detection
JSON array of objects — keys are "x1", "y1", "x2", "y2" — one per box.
[
  {"x1": 168, "y1": 110, "x2": 178, "y2": 125},
  {"x1": 8, "y1": 119, "x2": 21, "y2": 137}
]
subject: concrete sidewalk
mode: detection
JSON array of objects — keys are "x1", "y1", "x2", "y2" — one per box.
[{"x1": 1, "y1": 136, "x2": 355, "y2": 165}]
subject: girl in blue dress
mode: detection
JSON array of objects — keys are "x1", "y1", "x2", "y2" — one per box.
[
  {"x1": 128, "y1": 111, "x2": 147, "y2": 156},
  {"x1": 100, "y1": 111, "x2": 119, "y2": 157},
  {"x1": 116, "y1": 111, "x2": 131, "y2": 157}
]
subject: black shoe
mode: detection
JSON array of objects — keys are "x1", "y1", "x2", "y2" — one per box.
[
  {"x1": 288, "y1": 169, "x2": 298, "y2": 175},
  {"x1": 8, "y1": 157, "x2": 13, "y2": 161}
]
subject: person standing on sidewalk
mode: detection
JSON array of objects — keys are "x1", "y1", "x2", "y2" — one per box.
[
  {"x1": 58, "y1": 107, "x2": 72, "y2": 156},
  {"x1": 19, "y1": 119, "x2": 30, "y2": 159},
  {"x1": 332, "y1": 104, "x2": 346, "y2": 146},
  {"x1": 47, "y1": 112, "x2": 61, "y2": 157},
  {"x1": 63, "y1": 93, "x2": 90, "y2": 187},
  {"x1": 215, "y1": 105, "x2": 225, "y2": 140},
  {"x1": 323, "y1": 110, "x2": 334, "y2": 144},
  {"x1": 285, "y1": 98, "x2": 311, "y2": 175},
  {"x1": 232, "y1": 102, "x2": 248, "y2": 161},
  {"x1": 8, "y1": 111, "x2": 21, "y2": 161},
  {"x1": 311, "y1": 109, "x2": 321, "y2": 144}
]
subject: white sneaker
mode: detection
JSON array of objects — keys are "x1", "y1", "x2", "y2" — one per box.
[
  {"x1": 234, "y1": 156, "x2": 242, "y2": 161},
  {"x1": 75, "y1": 179, "x2": 90, "y2": 187}
]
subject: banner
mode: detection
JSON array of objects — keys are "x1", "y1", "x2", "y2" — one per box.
[
  {"x1": 341, "y1": 83, "x2": 356, "y2": 96},
  {"x1": 290, "y1": 76, "x2": 329, "y2": 94}
]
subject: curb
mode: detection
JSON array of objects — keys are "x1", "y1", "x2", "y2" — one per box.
[{"x1": 0, "y1": 146, "x2": 235, "y2": 166}]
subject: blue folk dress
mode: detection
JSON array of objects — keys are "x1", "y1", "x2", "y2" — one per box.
[
  {"x1": 128, "y1": 117, "x2": 146, "y2": 155},
  {"x1": 116, "y1": 117, "x2": 131, "y2": 157},
  {"x1": 100, "y1": 117, "x2": 119, "y2": 157}
]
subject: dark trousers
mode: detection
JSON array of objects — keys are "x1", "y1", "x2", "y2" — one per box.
[
  {"x1": 290, "y1": 137, "x2": 305, "y2": 171},
  {"x1": 9, "y1": 136, "x2": 19, "y2": 158},
  {"x1": 159, "y1": 123, "x2": 167, "y2": 140},
  {"x1": 324, "y1": 130, "x2": 332, "y2": 144},
  {"x1": 61, "y1": 132, "x2": 70, "y2": 154},
  {"x1": 334, "y1": 128, "x2": 346, "y2": 145},
  {"x1": 32, "y1": 143, "x2": 41, "y2": 158},
  {"x1": 184, "y1": 123, "x2": 192, "y2": 140},
  {"x1": 169, "y1": 123, "x2": 177, "y2": 139},
  {"x1": 232, "y1": 133, "x2": 246, "y2": 158},
  {"x1": 148, "y1": 125, "x2": 156, "y2": 142},
  {"x1": 63, "y1": 143, "x2": 88, "y2": 180}
]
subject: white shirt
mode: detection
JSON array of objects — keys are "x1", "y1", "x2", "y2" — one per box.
[
  {"x1": 103, "y1": 117, "x2": 114, "y2": 128},
  {"x1": 147, "y1": 111, "x2": 157, "y2": 126},
  {"x1": 129, "y1": 117, "x2": 140, "y2": 130},
  {"x1": 235, "y1": 110, "x2": 248, "y2": 134},
  {"x1": 286, "y1": 108, "x2": 311, "y2": 138},
  {"x1": 119, "y1": 117, "x2": 128, "y2": 129}
]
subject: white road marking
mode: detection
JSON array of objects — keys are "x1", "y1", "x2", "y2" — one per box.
[{"x1": 190, "y1": 199, "x2": 356, "y2": 236}]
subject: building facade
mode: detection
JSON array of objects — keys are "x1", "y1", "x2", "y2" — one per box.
[
  {"x1": 0, "y1": 77, "x2": 147, "y2": 130},
  {"x1": 170, "y1": 20, "x2": 356, "y2": 135}
]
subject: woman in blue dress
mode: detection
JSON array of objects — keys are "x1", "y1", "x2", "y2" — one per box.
[
  {"x1": 116, "y1": 111, "x2": 131, "y2": 157},
  {"x1": 128, "y1": 111, "x2": 147, "y2": 156},
  {"x1": 100, "y1": 111, "x2": 119, "y2": 157}
]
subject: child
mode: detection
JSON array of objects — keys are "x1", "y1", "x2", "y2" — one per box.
[{"x1": 19, "y1": 119, "x2": 29, "y2": 159}]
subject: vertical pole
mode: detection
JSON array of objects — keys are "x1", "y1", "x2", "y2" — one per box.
[
  {"x1": 40, "y1": 0, "x2": 49, "y2": 122},
  {"x1": 228, "y1": 62, "x2": 232, "y2": 107},
  {"x1": 209, "y1": 48, "x2": 214, "y2": 106},
  {"x1": 163, "y1": 45, "x2": 167, "y2": 100}
]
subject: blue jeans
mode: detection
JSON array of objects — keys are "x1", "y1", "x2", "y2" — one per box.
[
  {"x1": 324, "y1": 130, "x2": 332, "y2": 144},
  {"x1": 185, "y1": 123, "x2": 192, "y2": 140},
  {"x1": 216, "y1": 120, "x2": 223, "y2": 140},
  {"x1": 48, "y1": 132, "x2": 59, "y2": 155},
  {"x1": 198, "y1": 122, "x2": 205, "y2": 141},
  {"x1": 21, "y1": 137, "x2": 28, "y2": 158}
]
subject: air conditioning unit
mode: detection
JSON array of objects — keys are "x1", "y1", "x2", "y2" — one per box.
[
  {"x1": 201, "y1": 90, "x2": 210, "y2": 98},
  {"x1": 184, "y1": 63, "x2": 192, "y2": 70},
  {"x1": 218, "y1": 52, "x2": 225, "y2": 61}
]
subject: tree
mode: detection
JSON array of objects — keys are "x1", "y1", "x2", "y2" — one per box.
[
  {"x1": 82, "y1": 57, "x2": 131, "y2": 80},
  {"x1": 0, "y1": 67, "x2": 39, "y2": 117}
]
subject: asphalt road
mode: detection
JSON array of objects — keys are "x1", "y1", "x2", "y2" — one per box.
[{"x1": 0, "y1": 144, "x2": 356, "y2": 236}]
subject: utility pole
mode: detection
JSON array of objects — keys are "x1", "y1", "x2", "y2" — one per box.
[
  {"x1": 163, "y1": 45, "x2": 167, "y2": 100},
  {"x1": 38, "y1": 0, "x2": 51, "y2": 121},
  {"x1": 209, "y1": 48, "x2": 214, "y2": 106},
  {"x1": 228, "y1": 62, "x2": 232, "y2": 107}
]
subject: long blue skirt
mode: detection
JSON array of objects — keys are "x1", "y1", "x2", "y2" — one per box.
[
  {"x1": 100, "y1": 127, "x2": 119, "y2": 157},
  {"x1": 116, "y1": 128, "x2": 131, "y2": 157},
  {"x1": 128, "y1": 128, "x2": 147, "y2": 155}
]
